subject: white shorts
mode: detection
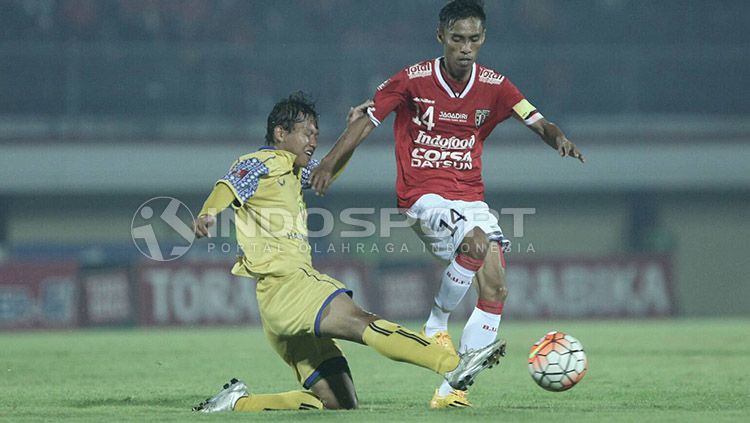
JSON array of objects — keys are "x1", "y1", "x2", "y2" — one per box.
[{"x1": 405, "y1": 193, "x2": 510, "y2": 262}]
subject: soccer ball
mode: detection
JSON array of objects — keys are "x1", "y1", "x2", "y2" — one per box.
[{"x1": 528, "y1": 331, "x2": 587, "y2": 392}]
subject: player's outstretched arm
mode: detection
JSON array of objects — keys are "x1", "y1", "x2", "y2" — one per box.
[
  {"x1": 311, "y1": 100, "x2": 375, "y2": 195},
  {"x1": 526, "y1": 118, "x2": 585, "y2": 163},
  {"x1": 192, "y1": 183, "x2": 234, "y2": 238}
]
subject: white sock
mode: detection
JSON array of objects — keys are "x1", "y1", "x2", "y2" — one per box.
[
  {"x1": 424, "y1": 258, "x2": 477, "y2": 337},
  {"x1": 438, "y1": 306, "x2": 502, "y2": 396},
  {"x1": 459, "y1": 307, "x2": 502, "y2": 353}
]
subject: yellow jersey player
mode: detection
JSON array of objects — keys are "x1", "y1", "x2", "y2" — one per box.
[{"x1": 190, "y1": 92, "x2": 505, "y2": 412}]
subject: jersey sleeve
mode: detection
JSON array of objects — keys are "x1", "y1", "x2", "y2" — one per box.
[
  {"x1": 368, "y1": 70, "x2": 410, "y2": 127},
  {"x1": 497, "y1": 78, "x2": 544, "y2": 126},
  {"x1": 300, "y1": 159, "x2": 319, "y2": 189},
  {"x1": 217, "y1": 157, "x2": 270, "y2": 203}
]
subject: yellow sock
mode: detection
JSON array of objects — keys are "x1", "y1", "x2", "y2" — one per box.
[
  {"x1": 362, "y1": 319, "x2": 459, "y2": 374},
  {"x1": 233, "y1": 390, "x2": 323, "y2": 411}
]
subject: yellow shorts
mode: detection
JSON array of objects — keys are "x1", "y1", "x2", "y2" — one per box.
[{"x1": 255, "y1": 264, "x2": 353, "y2": 388}]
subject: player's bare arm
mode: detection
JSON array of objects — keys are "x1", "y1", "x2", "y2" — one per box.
[
  {"x1": 524, "y1": 117, "x2": 585, "y2": 163},
  {"x1": 310, "y1": 101, "x2": 374, "y2": 195}
]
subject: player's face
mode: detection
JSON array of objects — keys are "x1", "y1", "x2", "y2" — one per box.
[
  {"x1": 438, "y1": 17, "x2": 485, "y2": 79},
  {"x1": 277, "y1": 116, "x2": 318, "y2": 168}
]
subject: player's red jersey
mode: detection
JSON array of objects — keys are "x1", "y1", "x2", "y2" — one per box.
[{"x1": 368, "y1": 58, "x2": 535, "y2": 209}]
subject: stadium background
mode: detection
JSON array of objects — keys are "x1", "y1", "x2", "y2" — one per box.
[{"x1": 0, "y1": 0, "x2": 748, "y2": 329}]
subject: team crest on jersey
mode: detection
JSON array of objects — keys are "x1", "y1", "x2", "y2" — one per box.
[{"x1": 475, "y1": 109, "x2": 490, "y2": 127}]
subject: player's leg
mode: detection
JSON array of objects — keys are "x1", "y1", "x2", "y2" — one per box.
[
  {"x1": 317, "y1": 291, "x2": 504, "y2": 391},
  {"x1": 429, "y1": 201, "x2": 510, "y2": 406},
  {"x1": 308, "y1": 371, "x2": 358, "y2": 409},
  {"x1": 193, "y1": 379, "x2": 325, "y2": 412},
  {"x1": 409, "y1": 197, "x2": 490, "y2": 341},
  {"x1": 317, "y1": 292, "x2": 458, "y2": 374},
  {"x1": 425, "y1": 226, "x2": 490, "y2": 339},
  {"x1": 194, "y1": 329, "x2": 334, "y2": 412},
  {"x1": 433, "y1": 240, "x2": 507, "y2": 401},
  {"x1": 460, "y1": 241, "x2": 507, "y2": 352}
]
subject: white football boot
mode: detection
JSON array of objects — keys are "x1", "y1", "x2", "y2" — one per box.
[
  {"x1": 192, "y1": 378, "x2": 249, "y2": 412},
  {"x1": 444, "y1": 338, "x2": 506, "y2": 391}
]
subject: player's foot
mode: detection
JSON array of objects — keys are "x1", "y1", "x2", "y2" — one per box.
[
  {"x1": 430, "y1": 388, "x2": 472, "y2": 409},
  {"x1": 421, "y1": 325, "x2": 455, "y2": 352},
  {"x1": 192, "y1": 378, "x2": 249, "y2": 412},
  {"x1": 444, "y1": 338, "x2": 506, "y2": 391}
]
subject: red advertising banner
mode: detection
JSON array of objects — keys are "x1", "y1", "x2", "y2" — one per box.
[
  {"x1": 315, "y1": 256, "x2": 674, "y2": 320},
  {"x1": 0, "y1": 255, "x2": 674, "y2": 330},
  {"x1": 0, "y1": 262, "x2": 80, "y2": 329},
  {"x1": 80, "y1": 267, "x2": 134, "y2": 326},
  {"x1": 504, "y1": 256, "x2": 674, "y2": 318},
  {"x1": 137, "y1": 261, "x2": 261, "y2": 326}
]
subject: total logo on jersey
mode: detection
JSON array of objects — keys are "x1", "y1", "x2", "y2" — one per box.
[
  {"x1": 478, "y1": 68, "x2": 505, "y2": 85},
  {"x1": 407, "y1": 62, "x2": 433, "y2": 79}
]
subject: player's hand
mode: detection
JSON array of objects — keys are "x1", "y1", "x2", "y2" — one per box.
[
  {"x1": 557, "y1": 138, "x2": 585, "y2": 163},
  {"x1": 310, "y1": 158, "x2": 336, "y2": 196},
  {"x1": 192, "y1": 214, "x2": 215, "y2": 238},
  {"x1": 347, "y1": 99, "x2": 374, "y2": 125}
]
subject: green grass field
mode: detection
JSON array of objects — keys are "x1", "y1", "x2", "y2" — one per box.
[{"x1": 2, "y1": 319, "x2": 749, "y2": 422}]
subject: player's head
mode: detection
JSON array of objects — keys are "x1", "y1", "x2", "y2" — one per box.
[
  {"x1": 266, "y1": 91, "x2": 319, "y2": 167},
  {"x1": 437, "y1": 0, "x2": 486, "y2": 77}
]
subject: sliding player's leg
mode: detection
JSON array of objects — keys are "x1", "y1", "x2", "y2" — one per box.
[
  {"x1": 317, "y1": 289, "x2": 504, "y2": 391},
  {"x1": 193, "y1": 328, "x2": 349, "y2": 412}
]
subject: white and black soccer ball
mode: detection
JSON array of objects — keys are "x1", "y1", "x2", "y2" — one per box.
[{"x1": 528, "y1": 331, "x2": 588, "y2": 392}]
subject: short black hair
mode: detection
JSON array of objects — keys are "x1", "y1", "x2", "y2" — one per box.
[
  {"x1": 265, "y1": 91, "x2": 318, "y2": 145},
  {"x1": 438, "y1": 0, "x2": 486, "y2": 32}
]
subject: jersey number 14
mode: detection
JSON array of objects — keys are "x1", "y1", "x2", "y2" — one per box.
[{"x1": 412, "y1": 105, "x2": 435, "y2": 131}]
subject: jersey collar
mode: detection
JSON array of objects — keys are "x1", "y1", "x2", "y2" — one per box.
[{"x1": 434, "y1": 57, "x2": 476, "y2": 99}]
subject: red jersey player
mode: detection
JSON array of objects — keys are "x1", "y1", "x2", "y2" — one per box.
[{"x1": 312, "y1": 0, "x2": 584, "y2": 409}]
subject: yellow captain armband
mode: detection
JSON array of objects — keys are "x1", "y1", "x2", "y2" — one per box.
[{"x1": 512, "y1": 99, "x2": 543, "y2": 125}]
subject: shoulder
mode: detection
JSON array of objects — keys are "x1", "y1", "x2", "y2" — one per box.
[
  {"x1": 403, "y1": 58, "x2": 436, "y2": 80},
  {"x1": 377, "y1": 58, "x2": 435, "y2": 93},
  {"x1": 234, "y1": 149, "x2": 293, "y2": 176},
  {"x1": 475, "y1": 64, "x2": 509, "y2": 87}
]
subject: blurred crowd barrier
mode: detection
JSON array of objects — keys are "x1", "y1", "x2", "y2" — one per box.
[
  {"x1": 0, "y1": 257, "x2": 673, "y2": 330},
  {"x1": 1, "y1": 0, "x2": 748, "y2": 141}
]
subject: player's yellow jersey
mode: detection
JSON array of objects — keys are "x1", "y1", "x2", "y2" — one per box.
[{"x1": 217, "y1": 148, "x2": 316, "y2": 278}]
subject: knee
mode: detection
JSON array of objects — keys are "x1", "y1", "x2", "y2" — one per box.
[
  {"x1": 459, "y1": 228, "x2": 490, "y2": 261},
  {"x1": 319, "y1": 392, "x2": 358, "y2": 410},
  {"x1": 479, "y1": 268, "x2": 509, "y2": 302},
  {"x1": 480, "y1": 283, "x2": 508, "y2": 302}
]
